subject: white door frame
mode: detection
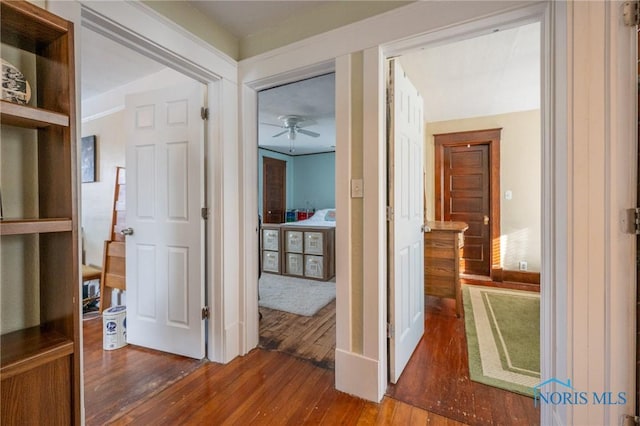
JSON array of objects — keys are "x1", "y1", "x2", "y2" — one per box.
[
  {"x1": 74, "y1": 1, "x2": 241, "y2": 364},
  {"x1": 239, "y1": 1, "x2": 636, "y2": 425}
]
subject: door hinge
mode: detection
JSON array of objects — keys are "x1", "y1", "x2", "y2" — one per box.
[
  {"x1": 387, "y1": 323, "x2": 395, "y2": 339},
  {"x1": 201, "y1": 107, "x2": 209, "y2": 120},
  {"x1": 386, "y1": 206, "x2": 394, "y2": 222},
  {"x1": 622, "y1": 415, "x2": 640, "y2": 426},
  {"x1": 623, "y1": 1, "x2": 640, "y2": 26},
  {"x1": 201, "y1": 207, "x2": 209, "y2": 220},
  {"x1": 626, "y1": 208, "x2": 640, "y2": 234},
  {"x1": 201, "y1": 306, "x2": 210, "y2": 320}
]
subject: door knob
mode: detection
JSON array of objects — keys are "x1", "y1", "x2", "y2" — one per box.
[
  {"x1": 121, "y1": 227, "x2": 134, "y2": 236},
  {"x1": 483, "y1": 215, "x2": 489, "y2": 225}
]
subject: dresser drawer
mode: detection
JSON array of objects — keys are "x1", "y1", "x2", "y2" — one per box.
[
  {"x1": 262, "y1": 229, "x2": 280, "y2": 251},
  {"x1": 304, "y1": 231, "x2": 324, "y2": 255},
  {"x1": 304, "y1": 255, "x2": 324, "y2": 279},
  {"x1": 285, "y1": 230, "x2": 304, "y2": 253},
  {"x1": 286, "y1": 253, "x2": 304, "y2": 276},
  {"x1": 262, "y1": 251, "x2": 280, "y2": 273}
]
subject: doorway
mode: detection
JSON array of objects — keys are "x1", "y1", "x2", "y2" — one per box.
[
  {"x1": 386, "y1": 21, "x2": 542, "y2": 424},
  {"x1": 256, "y1": 74, "x2": 337, "y2": 369},
  {"x1": 79, "y1": 12, "x2": 214, "y2": 421},
  {"x1": 434, "y1": 129, "x2": 501, "y2": 278}
]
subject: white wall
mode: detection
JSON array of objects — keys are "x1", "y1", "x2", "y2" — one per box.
[{"x1": 80, "y1": 111, "x2": 125, "y2": 267}]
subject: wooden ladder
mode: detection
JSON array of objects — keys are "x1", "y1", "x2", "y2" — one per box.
[{"x1": 99, "y1": 167, "x2": 126, "y2": 312}]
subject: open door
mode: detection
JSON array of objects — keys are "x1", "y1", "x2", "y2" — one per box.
[
  {"x1": 123, "y1": 82, "x2": 206, "y2": 359},
  {"x1": 388, "y1": 59, "x2": 426, "y2": 382}
]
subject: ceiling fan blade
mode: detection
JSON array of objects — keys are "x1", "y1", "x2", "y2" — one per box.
[
  {"x1": 260, "y1": 122, "x2": 283, "y2": 128},
  {"x1": 272, "y1": 130, "x2": 288, "y2": 138},
  {"x1": 297, "y1": 129, "x2": 320, "y2": 138}
]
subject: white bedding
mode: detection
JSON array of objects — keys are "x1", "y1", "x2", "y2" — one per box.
[{"x1": 284, "y1": 208, "x2": 336, "y2": 227}]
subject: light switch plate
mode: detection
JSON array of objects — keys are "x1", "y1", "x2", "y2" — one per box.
[{"x1": 351, "y1": 179, "x2": 363, "y2": 198}]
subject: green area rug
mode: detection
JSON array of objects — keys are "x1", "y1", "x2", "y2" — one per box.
[{"x1": 462, "y1": 285, "x2": 540, "y2": 397}]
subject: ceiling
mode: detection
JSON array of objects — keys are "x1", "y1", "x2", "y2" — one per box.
[
  {"x1": 80, "y1": 27, "x2": 165, "y2": 101},
  {"x1": 258, "y1": 73, "x2": 335, "y2": 156},
  {"x1": 80, "y1": 9, "x2": 539, "y2": 155},
  {"x1": 188, "y1": 1, "x2": 326, "y2": 39},
  {"x1": 400, "y1": 22, "x2": 540, "y2": 122}
]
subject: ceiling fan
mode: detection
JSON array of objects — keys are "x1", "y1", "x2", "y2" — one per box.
[{"x1": 267, "y1": 115, "x2": 320, "y2": 140}]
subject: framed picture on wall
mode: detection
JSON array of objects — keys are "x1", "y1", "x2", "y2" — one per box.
[{"x1": 81, "y1": 135, "x2": 97, "y2": 183}]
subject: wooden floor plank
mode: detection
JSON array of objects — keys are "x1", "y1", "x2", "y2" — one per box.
[
  {"x1": 83, "y1": 282, "x2": 536, "y2": 425},
  {"x1": 82, "y1": 317, "x2": 204, "y2": 425},
  {"x1": 259, "y1": 299, "x2": 336, "y2": 369},
  {"x1": 386, "y1": 291, "x2": 540, "y2": 425}
]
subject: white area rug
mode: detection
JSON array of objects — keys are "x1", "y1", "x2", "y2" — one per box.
[{"x1": 258, "y1": 273, "x2": 336, "y2": 316}]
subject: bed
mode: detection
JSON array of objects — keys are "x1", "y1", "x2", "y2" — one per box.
[
  {"x1": 284, "y1": 208, "x2": 336, "y2": 228},
  {"x1": 261, "y1": 209, "x2": 336, "y2": 281}
]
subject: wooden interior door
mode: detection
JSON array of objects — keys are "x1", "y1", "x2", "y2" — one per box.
[
  {"x1": 125, "y1": 82, "x2": 206, "y2": 359},
  {"x1": 435, "y1": 129, "x2": 501, "y2": 277},
  {"x1": 444, "y1": 145, "x2": 490, "y2": 275},
  {"x1": 388, "y1": 58, "x2": 425, "y2": 383},
  {"x1": 263, "y1": 157, "x2": 286, "y2": 223}
]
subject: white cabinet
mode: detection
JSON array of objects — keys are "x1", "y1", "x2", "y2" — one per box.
[
  {"x1": 286, "y1": 253, "x2": 304, "y2": 276},
  {"x1": 285, "y1": 230, "x2": 303, "y2": 253},
  {"x1": 261, "y1": 225, "x2": 281, "y2": 274},
  {"x1": 304, "y1": 232, "x2": 324, "y2": 255},
  {"x1": 263, "y1": 228, "x2": 280, "y2": 251}
]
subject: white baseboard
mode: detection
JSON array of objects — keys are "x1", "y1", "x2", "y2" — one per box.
[
  {"x1": 335, "y1": 348, "x2": 383, "y2": 402},
  {"x1": 224, "y1": 322, "x2": 240, "y2": 363}
]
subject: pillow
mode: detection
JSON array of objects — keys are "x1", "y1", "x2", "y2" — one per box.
[{"x1": 324, "y1": 209, "x2": 336, "y2": 221}]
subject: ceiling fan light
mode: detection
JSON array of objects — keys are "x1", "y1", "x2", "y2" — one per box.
[{"x1": 288, "y1": 128, "x2": 296, "y2": 140}]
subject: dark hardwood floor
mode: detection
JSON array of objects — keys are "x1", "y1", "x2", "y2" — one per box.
[
  {"x1": 84, "y1": 280, "x2": 538, "y2": 425},
  {"x1": 259, "y1": 299, "x2": 336, "y2": 369},
  {"x1": 82, "y1": 316, "x2": 204, "y2": 425},
  {"x1": 82, "y1": 316, "x2": 464, "y2": 425},
  {"x1": 386, "y1": 292, "x2": 540, "y2": 426}
]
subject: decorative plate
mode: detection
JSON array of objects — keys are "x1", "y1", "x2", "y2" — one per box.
[{"x1": 2, "y1": 58, "x2": 31, "y2": 105}]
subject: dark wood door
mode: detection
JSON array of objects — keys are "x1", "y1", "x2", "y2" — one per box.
[
  {"x1": 263, "y1": 157, "x2": 286, "y2": 223},
  {"x1": 443, "y1": 144, "x2": 491, "y2": 276}
]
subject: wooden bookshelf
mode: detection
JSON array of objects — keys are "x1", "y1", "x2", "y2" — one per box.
[
  {"x1": 0, "y1": 100, "x2": 70, "y2": 128},
  {"x1": 0, "y1": 1, "x2": 80, "y2": 424},
  {"x1": 1, "y1": 326, "x2": 74, "y2": 379},
  {"x1": 0, "y1": 218, "x2": 73, "y2": 235}
]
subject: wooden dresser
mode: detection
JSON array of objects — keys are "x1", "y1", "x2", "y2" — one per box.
[
  {"x1": 281, "y1": 226, "x2": 335, "y2": 281},
  {"x1": 260, "y1": 224, "x2": 335, "y2": 281},
  {"x1": 424, "y1": 221, "x2": 468, "y2": 317}
]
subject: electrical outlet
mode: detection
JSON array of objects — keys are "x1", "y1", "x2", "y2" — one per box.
[{"x1": 519, "y1": 261, "x2": 528, "y2": 271}]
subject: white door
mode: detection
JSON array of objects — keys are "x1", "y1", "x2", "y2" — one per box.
[
  {"x1": 388, "y1": 59, "x2": 425, "y2": 383},
  {"x1": 124, "y1": 82, "x2": 206, "y2": 359}
]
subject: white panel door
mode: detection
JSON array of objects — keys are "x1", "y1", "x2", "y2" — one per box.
[
  {"x1": 388, "y1": 59, "x2": 425, "y2": 383},
  {"x1": 124, "y1": 82, "x2": 205, "y2": 359}
]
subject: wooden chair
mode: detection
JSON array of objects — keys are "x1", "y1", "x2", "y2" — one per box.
[{"x1": 99, "y1": 240, "x2": 126, "y2": 312}]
